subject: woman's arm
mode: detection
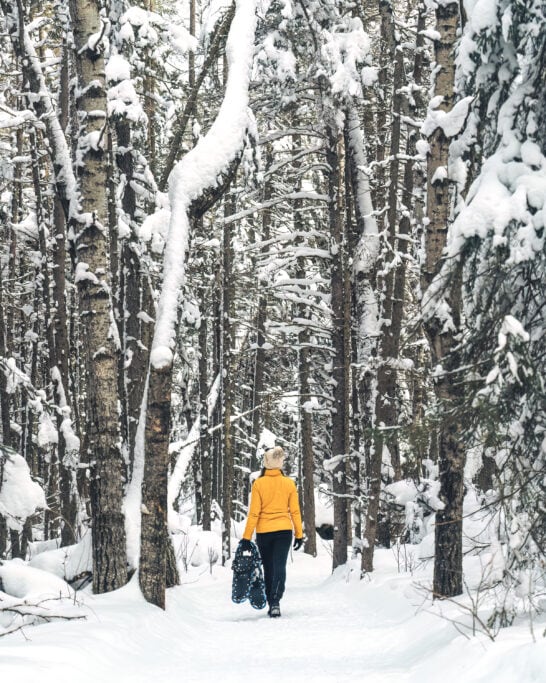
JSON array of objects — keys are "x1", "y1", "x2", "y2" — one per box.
[
  {"x1": 242, "y1": 483, "x2": 262, "y2": 540},
  {"x1": 288, "y1": 484, "x2": 303, "y2": 539}
]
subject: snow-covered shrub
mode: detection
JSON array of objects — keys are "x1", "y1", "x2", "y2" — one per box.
[
  {"x1": 0, "y1": 560, "x2": 84, "y2": 637},
  {"x1": 28, "y1": 533, "x2": 93, "y2": 587},
  {"x1": 170, "y1": 516, "x2": 222, "y2": 573},
  {"x1": 384, "y1": 478, "x2": 444, "y2": 546},
  {"x1": 0, "y1": 445, "x2": 46, "y2": 532}
]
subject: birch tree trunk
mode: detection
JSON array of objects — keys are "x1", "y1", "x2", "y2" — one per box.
[
  {"x1": 422, "y1": 0, "x2": 465, "y2": 599},
  {"x1": 69, "y1": 0, "x2": 127, "y2": 593}
]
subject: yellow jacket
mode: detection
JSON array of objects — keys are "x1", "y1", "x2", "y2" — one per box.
[{"x1": 242, "y1": 469, "x2": 303, "y2": 540}]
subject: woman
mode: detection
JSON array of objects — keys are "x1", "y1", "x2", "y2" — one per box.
[{"x1": 239, "y1": 446, "x2": 303, "y2": 618}]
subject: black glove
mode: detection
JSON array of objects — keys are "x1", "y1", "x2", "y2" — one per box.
[
  {"x1": 239, "y1": 539, "x2": 252, "y2": 551},
  {"x1": 293, "y1": 537, "x2": 303, "y2": 551}
]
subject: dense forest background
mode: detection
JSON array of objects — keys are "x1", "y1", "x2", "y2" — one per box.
[{"x1": 0, "y1": 0, "x2": 544, "y2": 636}]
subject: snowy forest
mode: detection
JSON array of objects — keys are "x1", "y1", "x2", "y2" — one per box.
[{"x1": 0, "y1": 0, "x2": 545, "y2": 679}]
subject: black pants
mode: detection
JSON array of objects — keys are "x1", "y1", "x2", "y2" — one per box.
[{"x1": 256, "y1": 530, "x2": 292, "y2": 606}]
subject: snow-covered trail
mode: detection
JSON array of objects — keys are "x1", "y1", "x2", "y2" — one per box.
[{"x1": 1, "y1": 548, "x2": 544, "y2": 683}]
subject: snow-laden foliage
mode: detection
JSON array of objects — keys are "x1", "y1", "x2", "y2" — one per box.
[
  {"x1": 0, "y1": 447, "x2": 46, "y2": 531},
  {"x1": 450, "y1": 0, "x2": 546, "y2": 626}
]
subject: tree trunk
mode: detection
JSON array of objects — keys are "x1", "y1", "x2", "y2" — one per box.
[
  {"x1": 0, "y1": 103, "x2": 21, "y2": 456},
  {"x1": 221, "y1": 192, "x2": 236, "y2": 564},
  {"x1": 421, "y1": 0, "x2": 464, "y2": 599},
  {"x1": 373, "y1": 0, "x2": 395, "y2": 213},
  {"x1": 299, "y1": 338, "x2": 316, "y2": 556},
  {"x1": 251, "y1": 147, "x2": 272, "y2": 459},
  {"x1": 361, "y1": 437, "x2": 382, "y2": 573},
  {"x1": 212, "y1": 272, "x2": 223, "y2": 507},
  {"x1": 70, "y1": 0, "x2": 127, "y2": 593},
  {"x1": 375, "y1": 14, "x2": 404, "y2": 484},
  {"x1": 328, "y1": 127, "x2": 350, "y2": 570},
  {"x1": 0, "y1": 516, "x2": 7, "y2": 559},
  {"x1": 29, "y1": 130, "x2": 61, "y2": 542},
  {"x1": 10, "y1": 529, "x2": 22, "y2": 559},
  {"x1": 292, "y1": 134, "x2": 317, "y2": 556},
  {"x1": 370, "y1": 10, "x2": 404, "y2": 551},
  {"x1": 53, "y1": 42, "x2": 79, "y2": 547},
  {"x1": 0, "y1": 275, "x2": 13, "y2": 450},
  {"x1": 199, "y1": 305, "x2": 212, "y2": 530},
  {"x1": 113, "y1": 92, "x2": 150, "y2": 474},
  {"x1": 139, "y1": 363, "x2": 172, "y2": 609},
  {"x1": 399, "y1": 5, "x2": 426, "y2": 482},
  {"x1": 345, "y1": 105, "x2": 381, "y2": 574}
]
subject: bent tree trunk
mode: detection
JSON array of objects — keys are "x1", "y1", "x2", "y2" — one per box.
[
  {"x1": 140, "y1": 363, "x2": 174, "y2": 609},
  {"x1": 70, "y1": 0, "x2": 127, "y2": 593},
  {"x1": 138, "y1": 0, "x2": 256, "y2": 608}
]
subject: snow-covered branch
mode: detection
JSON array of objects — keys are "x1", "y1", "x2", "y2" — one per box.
[
  {"x1": 0, "y1": 0, "x2": 78, "y2": 219},
  {"x1": 222, "y1": 191, "x2": 330, "y2": 226},
  {"x1": 150, "y1": 0, "x2": 258, "y2": 370},
  {"x1": 168, "y1": 375, "x2": 221, "y2": 512}
]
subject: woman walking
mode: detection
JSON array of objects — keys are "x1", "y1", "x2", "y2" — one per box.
[{"x1": 239, "y1": 446, "x2": 303, "y2": 617}]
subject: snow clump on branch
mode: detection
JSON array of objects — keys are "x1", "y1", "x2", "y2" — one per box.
[{"x1": 150, "y1": 0, "x2": 258, "y2": 370}]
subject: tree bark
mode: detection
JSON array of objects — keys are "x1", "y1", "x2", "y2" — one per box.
[
  {"x1": 70, "y1": 0, "x2": 127, "y2": 593},
  {"x1": 369, "y1": 10, "x2": 404, "y2": 551},
  {"x1": 212, "y1": 270, "x2": 223, "y2": 507},
  {"x1": 421, "y1": 0, "x2": 464, "y2": 599},
  {"x1": 54, "y1": 42, "x2": 79, "y2": 547},
  {"x1": 327, "y1": 127, "x2": 350, "y2": 570},
  {"x1": 221, "y1": 192, "x2": 236, "y2": 564},
  {"x1": 199, "y1": 304, "x2": 212, "y2": 530},
  {"x1": 292, "y1": 135, "x2": 317, "y2": 556},
  {"x1": 373, "y1": 0, "x2": 395, "y2": 213},
  {"x1": 345, "y1": 105, "x2": 381, "y2": 574},
  {"x1": 0, "y1": 516, "x2": 7, "y2": 559},
  {"x1": 251, "y1": 147, "x2": 272, "y2": 458},
  {"x1": 139, "y1": 363, "x2": 172, "y2": 609}
]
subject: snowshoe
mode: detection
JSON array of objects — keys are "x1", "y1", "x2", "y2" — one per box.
[
  {"x1": 231, "y1": 541, "x2": 266, "y2": 608},
  {"x1": 248, "y1": 568, "x2": 267, "y2": 610},
  {"x1": 232, "y1": 550, "x2": 255, "y2": 603}
]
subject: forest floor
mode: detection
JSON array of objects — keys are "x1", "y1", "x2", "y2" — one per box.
[{"x1": 1, "y1": 542, "x2": 545, "y2": 683}]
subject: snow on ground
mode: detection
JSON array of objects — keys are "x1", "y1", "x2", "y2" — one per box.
[{"x1": 0, "y1": 542, "x2": 544, "y2": 683}]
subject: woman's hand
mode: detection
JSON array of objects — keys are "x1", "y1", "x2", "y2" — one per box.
[
  {"x1": 239, "y1": 539, "x2": 252, "y2": 551},
  {"x1": 293, "y1": 537, "x2": 303, "y2": 551}
]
